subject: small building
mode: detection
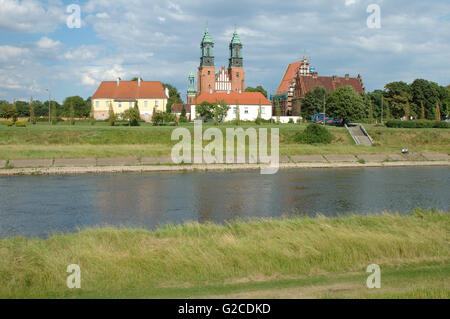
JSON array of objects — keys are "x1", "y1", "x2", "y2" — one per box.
[
  {"x1": 171, "y1": 103, "x2": 192, "y2": 121},
  {"x1": 273, "y1": 56, "x2": 365, "y2": 116},
  {"x1": 91, "y1": 77, "x2": 169, "y2": 122},
  {"x1": 190, "y1": 91, "x2": 272, "y2": 122}
]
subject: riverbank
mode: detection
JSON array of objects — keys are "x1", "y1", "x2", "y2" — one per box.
[
  {"x1": 1, "y1": 154, "x2": 449, "y2": 176},
  {"x1": 0, "y1": 210, "x2": 448, "y2": 298}
]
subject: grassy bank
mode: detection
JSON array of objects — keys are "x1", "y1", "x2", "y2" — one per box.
[
  {"x1": 0, "y1": 209, "x2": 448, "y2": 298},
  {"x1": 0, "y1": 122, "x2": 448, "y2": 159}
]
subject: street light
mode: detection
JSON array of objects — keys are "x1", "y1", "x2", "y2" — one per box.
[{"x1": 45, "y1": 89, "x2": 51, "y2": 123}]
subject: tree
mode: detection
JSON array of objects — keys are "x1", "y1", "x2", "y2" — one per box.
[
  {"x1": 29, "y1": 97, "x2": 36, "y2": 124},
  {"x1": 163, "y1": 83, "x2": 183, "y2": 113},
  {"x1": 69, "y1": 102, "x2": 75, "y2": 125},
  {"x1": 214, "y1": 103, "x2": 219, "y2": 125},
  {"x1": 410, "y1": 79, "x2": 441, "y2": 120},
  {"x1": 384, "y1": 81, "x2": 412, "y2": 119},
  {"x1": 179, "y1": 106, "x2": 187, "y2": 123},
  {"x1": 255, "y1": 99, "x2": 262, "y2": 125},
  {"x1": 275, "y1": 100, "x2": 281, "y2": 124},
  {"x1": 326, "y1": 86, "x2": 366, "y2": 121},
  {"x1": 63, "y1": 96, "x2": 90, "y2": 118},
  {"x1": 235, "y1": 100, "x2": 240, "y2": 125},
  {"x1": 50, "y1": 102, "x2": 57, "y2": 125},
  {"x1": 436, "y1": 100, "x2": 441, "y2": 121},
  {"x1": 301, "y1": 86, "x2": 327, "y2": 120},
  {"x1": 0, "y1": 101, "x2": 17, "y2": 119},
  {"x1": 108, "y1": 102, "x2": 116, "y2": 126},
  {"x1": 245, "y1": 85, "x2": 268, "y2": 98},
  {"x1": 15, "y1": 101, "x2": 30, "y2": 117},
  {"x1": 130, "y1": 101, "x2": 140, "y2": 126},
  {"x1": 197, "y1": 101, "x2": 215, "y2": 121},
  {"x1": 89, "y1": 102, "x2": 95, "y2": 125}
]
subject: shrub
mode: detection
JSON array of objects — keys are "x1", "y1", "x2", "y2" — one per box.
[
  {"x1": 385, "y1": 120, "x2": 449, "y2": 128},
  {"x1": 295, "y1": 123, "x2": 333, "y2": 144},
  {"x1": 15, "y1": 120, "x2": 27, "y2": 127},
  {"x1": 288, "y1": 118, "x2": 294, "y2": 124},
  {"x1": 6, "y1": 120, "x2": 14, "y2": 126},
  {"x1": 153, "y1": 112, "x2": 177, "y2": 126}
]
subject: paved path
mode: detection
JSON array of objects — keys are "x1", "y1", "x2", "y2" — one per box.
[
  {"x1": 1, "y1": 153, "x2": 448, "y2": 175},
  {"x1": 347, "y1": 125, "x2": 373, "y2": 146}
]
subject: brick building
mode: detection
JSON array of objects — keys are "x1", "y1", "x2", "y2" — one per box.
[{"x1": 272, "y1": 56, "x2": 365, "y2": 116}]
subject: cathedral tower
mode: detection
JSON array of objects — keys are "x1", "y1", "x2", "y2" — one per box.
[
  {"x1": 187, "y1": 72, "x2": 197, "y2": 104},
  {"x1": 228, "y1": 30, "x2": 245, "y2": 92},
  {"x1": 198, "y1": 28, "x2": 216, "y2": 94}
]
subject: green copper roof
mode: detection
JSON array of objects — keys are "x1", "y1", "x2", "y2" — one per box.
[
  {"x1": 231, "y1": 30, "x2": 242, "y2": 45},
  {"x1": 189, "y1": 72, "x2": 194, "y2": 78},
  {"x1": 201, "y1": 28, "x2": 214, "y2": 44}
]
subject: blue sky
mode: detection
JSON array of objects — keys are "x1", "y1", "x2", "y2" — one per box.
[{"x1": 0, "y1": 0, "x2": 449, "y2": 103}]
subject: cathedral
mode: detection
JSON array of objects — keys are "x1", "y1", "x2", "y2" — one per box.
[{"x1": 187, "y1": 28, "x2": 245, "y2": 104}]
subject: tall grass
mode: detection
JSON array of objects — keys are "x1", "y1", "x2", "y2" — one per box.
[{"x1": 0, "y1": 210, "x2": 448, "y2": 298}]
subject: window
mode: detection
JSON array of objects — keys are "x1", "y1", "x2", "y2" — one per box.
[
  {"x1": 118, "y1": 103, "x2": 122, "y2": 108},
  {"x1": 95, "y1": 101, "x2": 99, "y2": 108},
  {"x1": 129, "y1": 102, "x2": 132, "y2": 108},
  {"x1": 155, "y1": 100, "x2": 159, "y2": 107},
  {"x1": 233, "y1": 107, "x2": 237, "y2": 114},
  {"x1": 261, "y1": 107, "x2": 266, "y2": 115},
  {"x1": 244, "y1": 107, "x2": 248, "y2": 114},
  {"x1": 144, "y1": 101, "x2": 148, "y2": 107},
  {"x1": 208, "y1": 70, "x2": 210, "y2": 75},
  {"x1": 236, "y1": 72, "x2": 239, "y2": 78}
]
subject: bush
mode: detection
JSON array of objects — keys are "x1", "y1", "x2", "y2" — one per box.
[
  {"x1": 6, "y1": 120, "x2": 14, "y2": 126},
  {"x1": 295, "y1": 123, "x2": 333, "y2": 144},
  {"x1": 153, "y1": 112, "x2": 177, "y2": 126},
  {"x1": 15, "y1": 120, "x2": 27, "y2": 127},
  {"x1": 385, "y1": 120, "x2": 449, "y2": 128}
]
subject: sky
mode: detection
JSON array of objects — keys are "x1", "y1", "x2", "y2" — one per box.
[{"x1": 0, "y1": 0, "x2": 449, "y2": 103}]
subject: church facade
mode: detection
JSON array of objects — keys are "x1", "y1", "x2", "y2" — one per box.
[{"x1": 187, "y1": 28, "x2": 246, "y2": 104}]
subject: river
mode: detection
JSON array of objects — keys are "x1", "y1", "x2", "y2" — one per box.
[{"x1": 0, "y1": 166, "x2": 448, "y2": 238}]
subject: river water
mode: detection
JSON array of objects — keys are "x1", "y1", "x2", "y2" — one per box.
[{"x1": 0, "y1": 167, "x2": 448, "y2": 238}]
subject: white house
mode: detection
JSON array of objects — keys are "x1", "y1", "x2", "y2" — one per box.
[{"x1": 190, "y1": 91, "x2": 272, "y2": 121}]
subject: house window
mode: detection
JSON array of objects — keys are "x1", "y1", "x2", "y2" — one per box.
[
  {"x1": 95, "y1": 101, "x2": 99, "y2": 108},
  {"x1": 155, "y1": 100, "x2": 159, "y2": 107},
  {"x1": 208, "y1": 70, "x2": 211, "y2": 75},
  {"x1": 244, "y1": 107, "x2": 248, "y2": 114},
  {"x1": 144, "y1": 101, "x2": 148, "y2": 107},
  {"x1": 261, "y1": 107, "x2": 266, "y2": 115},
  {"x1": 236, "y1": 72, "x2": 239, "y2": 78},
  {"x1": 118, "y1": 103, "x2": 122, "y2": 108},
  {"x1": 129, "y1": 102, "x2": 132, "y2": 108},
  {"x1": 233, "y1": 107, "x2": 237, "y2": 114}
]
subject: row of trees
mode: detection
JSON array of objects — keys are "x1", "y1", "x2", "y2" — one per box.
[
  {"x1": 0, "y1": 96, "x2": 92, "y2": 119},
  {"x1": 298, "y1": 79, "x2": 450, "y2": 122}
]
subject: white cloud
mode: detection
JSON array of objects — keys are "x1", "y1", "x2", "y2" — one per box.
[
  {"x1": 0, "y1": 0, "x2": 65, "y2": 33},
  {"x1": 36, "y1": 36, "x2": 62, "y2": 50}
]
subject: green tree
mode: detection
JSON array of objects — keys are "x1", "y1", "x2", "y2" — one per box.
[
  {"x1": 216, "y1": 99, "x2": 230, "y2": 123},
  {"x1": 63, "y1": 96, "x2": 90, "y2": 118},
  {"x1": 69, "y1": 102, "x2": 75, "y2": 125},
  {"x1": 245, "y1": 85, "x2": 268, "y2": 98},
  {"x1": 108, "y1": 102, "x2": 116, "y2": 126},
  {"x1": 301, "y1": 86, "x2": 327, "y2": 120},
  {"x1": 0, "y1": 101, "x2": 17, "y2": 119},
  {"x1": 15, "y1": 101, "x2": 30, "y2": 117},
  {"x1": 275, "y1": 100, "x2": 281, "y2": 124},
  {"x1": 326, "y1": 86, "x2": 366, "y2": 121},
  {"x1": 384, "y1": 81, "x2": 412, "y2": 119},
  {"x1": 410, "y1": 79, "x2": 441, "y2": 120},
  {"x1": 163, "y1": 83, "x2": 183, "y2": 113},
  {"x1": 130, "y1": 101, "x2": 140, "y2": 126},
  {"x1": 89, "y1": 103, "x2": 95, "y2": 125},
  {"x1": 179, "y1": 106, "x2": 188, "y2": 123},
  {"x1": 197, "y1": 101, "x2": 215, "y2": 121},
  {"x1": 235, "y1": 100, "x2": 240, "y2": 125},
  {"x1": 50, "y1": 102, "x2": 57, "y2": 125},
  {"x1": 255, "y1": 99, "x2": 262, "y2": 125},
  {"x1": 29, "y1": 97, "x2": 36, "y2": 124}
]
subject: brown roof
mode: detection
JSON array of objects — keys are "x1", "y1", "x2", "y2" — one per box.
[
  {"x1": 299, "y1": 75, "x2": 365, "y2": 95},
  {"x1": 92, "y1": 81, "x2": 167, "y2": 99},
  {"x1": 276, "y1": 61, "x2": 303, "y2": 94},
  {"x1": 194, "y1": 92, "x2": 272, "y2": 105},
  {"x1": 171, "y1": 104, "x2": 191, "y2": 113}
]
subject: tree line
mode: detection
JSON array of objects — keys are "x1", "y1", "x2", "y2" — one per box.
[{"x1": 297, "y1": 79, "x2": 449, "y2": 122}]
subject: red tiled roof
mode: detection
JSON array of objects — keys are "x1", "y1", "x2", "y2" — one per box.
[
  {"x1": 194, "y1": 92, "x2": 272, "y2": 105},
  {"x1": 300, "y1": 75, "x2": 364, "y2": 95},
  {"x1": 171, "y1": 104, "x2": 191, "y2": 113},
  {"x1": 92, "y1": 81, "x2": 167, "y2": 99},
  {"x1": 276, "y1": 61, "x2": 302, "y2": 94}
]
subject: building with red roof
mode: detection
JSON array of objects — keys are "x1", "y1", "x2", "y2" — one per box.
[
  {"x1": 273, "y1": 56, "x2": 365, "y2": 116},
  {"x1": 91, "y1": 77, "x2": 169, "y2": 121},
  {"x1": 190, "y1": 91, "x2": 272, "y2": 121}
]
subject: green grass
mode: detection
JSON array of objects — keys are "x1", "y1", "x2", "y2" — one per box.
[
  {"x1": 0, "y1": 122, "x2": 449, "y2": 160},
  {"x1": 0, "y1": 209, "x2": 448, "y2": 298}
]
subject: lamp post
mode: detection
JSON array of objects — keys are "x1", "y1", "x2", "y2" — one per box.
[{"x1": 46, "y1": 89, "x2": 51, "y2": 124}]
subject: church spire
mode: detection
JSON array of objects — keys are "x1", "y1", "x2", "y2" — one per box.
[
  {"x1": 200, "y1": 27, "x2": 215, "y2": 67},
  {"x1": 229, "y1": 29, "x2": 243, "y2": 68}
]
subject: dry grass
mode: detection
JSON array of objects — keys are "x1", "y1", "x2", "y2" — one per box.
[{"x1": 0, "y1": 209, "x2": 448, "y2": 298}]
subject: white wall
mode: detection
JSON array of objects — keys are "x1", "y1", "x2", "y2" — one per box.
[
  {"x1": 272, "y1": 116, "x2": 303, "y2": 124},
  {"x1": 191, "y1": 104, "x2": 272, "y2": 121}
]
